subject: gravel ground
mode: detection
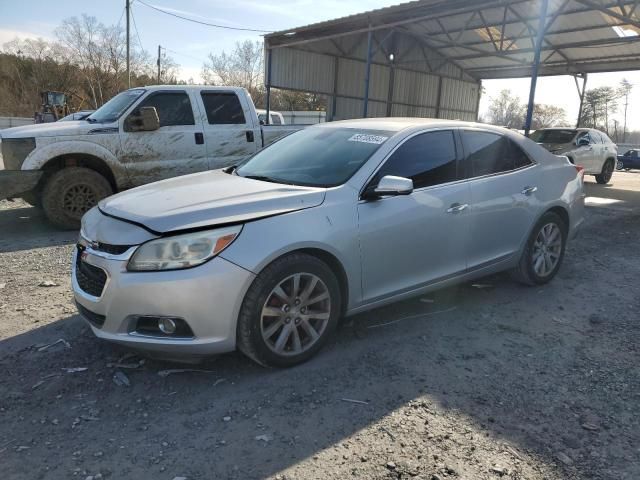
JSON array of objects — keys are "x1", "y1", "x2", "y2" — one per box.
[{"x1": 0, "y1": 172, "x2": 638, "y2": 480}]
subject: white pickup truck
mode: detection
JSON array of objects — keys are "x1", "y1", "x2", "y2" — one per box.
[{"x1": 0, "y1": 86, "x2": 300, "y2": 228}]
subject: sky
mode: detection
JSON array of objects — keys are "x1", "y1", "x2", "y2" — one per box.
[{"x1": 1, "y1": 0, "x2": 639, "y2": 130}]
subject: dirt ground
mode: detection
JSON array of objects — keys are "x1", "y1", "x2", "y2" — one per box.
[{"x1": 0, "y1": 172, "x2": 638, "y2": 480}]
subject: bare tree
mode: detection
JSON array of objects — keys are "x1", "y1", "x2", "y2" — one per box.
[
  {"x1": 532, "y1": 103, "x2": 567, "y2": 129},
  {"x1": 619, "y1": 79, "x2": 633, "y2": 143},
  {"x1": 202, "y1": 40, "x2": 264, "y2": 100},
  {"x1": 55, "y1": 14, "x2": 151, "y2": 108},
  {"x1": 580, "y1": 87, "x2": 619, "y2": 135},
  {"x1": 487, "y1": 89, "x2": 525, "y2": 128}
]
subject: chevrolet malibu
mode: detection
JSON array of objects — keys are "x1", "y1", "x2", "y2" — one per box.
[{"x1": 73, "y1": 119, "x2": 585, "y2": 367}]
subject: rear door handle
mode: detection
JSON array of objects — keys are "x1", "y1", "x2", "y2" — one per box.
[
  {"x1": 447, "y1": 203, "x2": 468, "y2": 214},
  {"x1": 522, "y1": 186, "x2": 538, "y2": 196},
  {"x1": 194, "y1": 132, "x2": 204, "y2": 145},
  {"x1": 246, "y1": 131, "x2": 255, "y2": 143}
]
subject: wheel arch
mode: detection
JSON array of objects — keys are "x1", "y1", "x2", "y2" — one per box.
[
  {"x1": 40, "y1": 154, "x2": 117, "y2": 191},
  {"x1": 546, "y1": 205, "x2": 570, "y2": 230},
  {"x1": 257, "y1": 247, "x2": 350, "y2": 316}
]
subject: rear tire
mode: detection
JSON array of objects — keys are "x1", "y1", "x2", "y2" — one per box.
[
  {"x1": 511, "y1": 211, "x2": 567, "y2": 286},
  {"x1": 595, "y1": 159, "x2": 614, "y2": 184},
  {"x1": 42, "y1": 167, "x2": 113, "y2": 230},
  {"x1": 236, "y1": 253, "x2": 341, "y2": 368}
]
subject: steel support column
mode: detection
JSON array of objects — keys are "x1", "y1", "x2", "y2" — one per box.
[
  {"x1": 265, "y1": 49, "x2": 272, "y2": 124},
  {"x1": 363, "y1": 28, "x2": 373, "y2": 118},
  {"x1": 524, "y1": 0, "x2": 549, "y2": 136},
  {"x1": 331, "y1": 56, "x2": 339, "y2": 121},
  {"x1": 574, "y1": 73, "x2": 588, "y2": 128}
]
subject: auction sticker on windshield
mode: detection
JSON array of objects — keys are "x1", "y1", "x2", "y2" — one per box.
[{"x1": 348, "y1": 133, "x2": 388, "y2": 144}]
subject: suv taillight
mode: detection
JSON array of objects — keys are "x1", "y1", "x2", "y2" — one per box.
[{"x1": 575, "y1": 165, "x2": 585, "y2": 180}]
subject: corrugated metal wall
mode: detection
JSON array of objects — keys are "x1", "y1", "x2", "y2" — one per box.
[{"x1": 268, "y1": 30, "x2": 480, "y2": 122}]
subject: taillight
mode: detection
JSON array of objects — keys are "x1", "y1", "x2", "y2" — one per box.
[{"x1": 575, "y1": 165, "x2": 585, "y2": 180}]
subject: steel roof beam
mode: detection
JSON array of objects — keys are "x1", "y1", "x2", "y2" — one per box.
[
  {"x1": 446, "y1": 35, "x2": 640, "y2": 60},
  {"x1": 575, "y1": 0, "x2": 640, "y2": 28}
]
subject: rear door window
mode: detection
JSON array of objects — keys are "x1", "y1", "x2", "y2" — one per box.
[
  {"x1": 373, "y1": 130, "x2": 458, "y2": 189},
  {"x1": 200, "y1": 92, "x2": 246, "y2": 124},
  {"x1": 461, "y1": 131, "x2": 532, "y2": 177}
]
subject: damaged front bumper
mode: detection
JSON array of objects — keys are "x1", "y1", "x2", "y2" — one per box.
[{"x1": 0, "y1": 170, "x2": 42, "y2": 200}]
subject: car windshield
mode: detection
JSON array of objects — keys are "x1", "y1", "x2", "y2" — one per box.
[
  {"x1": 530, "y1": 129, "x2": 577, "y2": 144},
  {"x1": 236, "y1": 127, "x2": 394, "y2": 187},
  {"x1": 87, "y1": 89, "x2": 145, "y2": 123}
]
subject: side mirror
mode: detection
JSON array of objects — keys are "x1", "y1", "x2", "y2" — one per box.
[
  {"x1": 577, "y1": 137, "x2": 590, "y2": 147},
  {"x1": 363, "y1": 175, "x2": 413, "y2": 200},
  {"x1": 127, "y1": 106, "x2": 160, "y2": 132}
]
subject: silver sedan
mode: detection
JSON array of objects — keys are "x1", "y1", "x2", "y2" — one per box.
[{"x1": 73, "y1": 119, "x2": 585, "y2": 367}]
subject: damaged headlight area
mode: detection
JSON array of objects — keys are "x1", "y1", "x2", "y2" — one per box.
[
  {"x1": 127, "y1": 225, "x2": 242, "y2": 271},
  {"x1": 1, "y1": 137, "x2": 36, "y2": 170}
]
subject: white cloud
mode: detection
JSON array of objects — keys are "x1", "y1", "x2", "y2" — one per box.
[{"x1": 0, "y1": 28, "x2": 52, "y2": 47}]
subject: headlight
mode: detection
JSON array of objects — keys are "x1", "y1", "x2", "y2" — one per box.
[{"x1": 127, "y1": 225, "x2": 242, "y2": 271}]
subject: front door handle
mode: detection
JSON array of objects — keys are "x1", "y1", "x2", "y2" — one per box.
[
  {"x1": 246, "y1": 130, "x2": 255, "y2": 143},
  {"x1": 194, "y1": 132, "x2": 204, "y2": 145},
  {"x1": 447, "y1": 203, "x2": 468, "y2": 214},
  {"x1": 521, "y1": 186, "x2": 538, "y2": 196}
]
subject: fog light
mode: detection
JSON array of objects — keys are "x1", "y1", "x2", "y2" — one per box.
[{"x1": 158, "y1": 317, "x2": 177, "y2": 334}]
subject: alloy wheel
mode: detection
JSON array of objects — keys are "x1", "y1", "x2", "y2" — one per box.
[
  {"x1": 62, "y1": 184, "x2": 98, "y2": 218},
  {"x1": 260, "y1": 273, "x2": 331, "y2": 356},
  {"x1": 532, "y1": 222, "x2": 562, "y2": 277}
]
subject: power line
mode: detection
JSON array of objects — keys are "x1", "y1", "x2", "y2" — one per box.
[
  {"x1": 163, "y1": 47, "x2": 207, "y2": 64},
  {"x1": 116, "y1": 6, "x2": 126, "y2": 28},
  {"x1": 130, "y1": 4, "x2": 146, "y2": 53},
  {"x1": 135, "y1": 0, "x2": 272, "y2": 33}
]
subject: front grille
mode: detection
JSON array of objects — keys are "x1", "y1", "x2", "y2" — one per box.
[
  {"x1": 75, "y1": 250, "x2": 107, "y2": 297},
  {"x1": 76, "y1": 301, "x2": 106, "y2": 328},
  {"x1": 95, "y1": 242, "x2": 131, "y2": 255}
]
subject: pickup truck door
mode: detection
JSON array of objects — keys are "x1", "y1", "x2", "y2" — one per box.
[
  {"x1": 119, "y1": 90, "x2": 208, "y2": 186},
  {"x1": 196, "y1": 90, "x2": 260, "y2": 170}
]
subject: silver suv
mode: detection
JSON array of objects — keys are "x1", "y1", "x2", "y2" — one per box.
[{"x1": 531, "y1": 128, "x2": 617, "y2": 184}]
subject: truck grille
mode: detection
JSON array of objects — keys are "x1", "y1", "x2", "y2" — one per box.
[{"x1": 75, "y1": 251, "x2": 107, "y2": 298}]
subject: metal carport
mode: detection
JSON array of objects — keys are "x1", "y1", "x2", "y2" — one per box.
[{"x1": 263, "y1": 0, "x2": 640, "y2": 134}]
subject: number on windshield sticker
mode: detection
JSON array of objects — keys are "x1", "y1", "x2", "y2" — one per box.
[{"x1": 348, "y1": 133, "x2": 388, "y2": 144}]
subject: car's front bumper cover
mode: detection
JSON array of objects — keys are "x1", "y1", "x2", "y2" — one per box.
[{"x1": 72, "y1": 244, "x2": 256, "y2": 357}]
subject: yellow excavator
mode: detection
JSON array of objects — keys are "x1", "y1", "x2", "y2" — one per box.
[{"x1": 34, "y1": 91, "x2": 70, "y2": 123}]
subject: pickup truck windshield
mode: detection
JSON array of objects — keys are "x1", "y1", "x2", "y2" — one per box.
[
  {"x1": 236, "y1": 127, "x2": 393, "y2": 187},
  {"x1": 530, "y1": 129, "x2": 577, "y2": 144},
  {"x1": 87, "y1": 89, "x2": 145, "y2": 123}
]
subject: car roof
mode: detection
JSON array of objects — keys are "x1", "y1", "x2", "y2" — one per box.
[{"x1": 313, "y1": 117, "x2": 513, "y2": 134}]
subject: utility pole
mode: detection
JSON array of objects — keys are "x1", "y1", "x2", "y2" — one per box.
[
  {"x1": 157, "y1": 45, "x2": 161, "y2": 84},
  {"x1": 126, "y1": 0, "x2": 131, "y2": 88}
]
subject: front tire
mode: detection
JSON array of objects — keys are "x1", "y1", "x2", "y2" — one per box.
[
  {"x1": 595, "y1": 159, "x2": 614, "y2": 184},
  {"x1": 236, "y1": 253, "x2": 342, "y2": 368},
  {"x1": 512, "y1": 212, "x2": 567, "y2": 286},
  {"x1": 41, "y1": 167, "x2": 113, "y2": 230}
]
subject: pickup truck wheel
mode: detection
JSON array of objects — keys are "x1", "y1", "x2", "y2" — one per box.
[
  {"x1": 511, "y1": 211, "x2": 567, "y2": 286},
  {"x1": 595, "y1": 159, "x2": 614, "y2": 184},
  {"x1": 236, "y1": 253, "x2": 341, "y2": 368},
  {"x1": 42, "y1": 167, "x2": 113, "y2": 230}
]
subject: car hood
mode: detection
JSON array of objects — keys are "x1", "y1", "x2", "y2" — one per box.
[
  {"x1": 0, "y1": 121, "x2": 115, "y2": 139},
  {"x1": 99, "y1": 170, "x2": 326, "y2": 234}
]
